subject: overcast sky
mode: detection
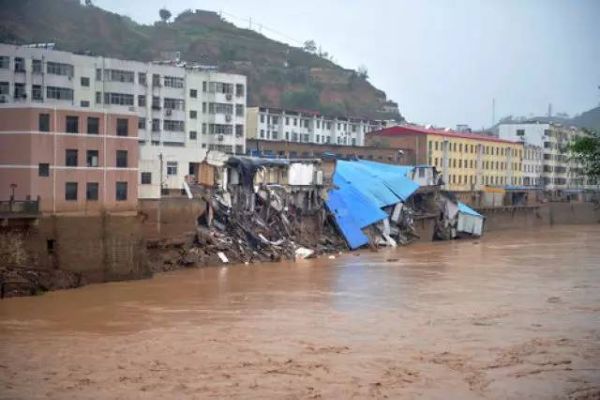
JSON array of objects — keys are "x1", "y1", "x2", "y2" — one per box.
[{"x1": 95, "y1": 0, "x2": 600, "y2": 129}]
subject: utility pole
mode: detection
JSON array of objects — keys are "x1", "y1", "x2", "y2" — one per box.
[{"x1": 492, "y1": 98, "x2": 496, "y2": 127}]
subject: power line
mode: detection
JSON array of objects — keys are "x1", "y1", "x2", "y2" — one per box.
[{"x1": 219, "y1": 10, "x2": 304, "y2": 46}]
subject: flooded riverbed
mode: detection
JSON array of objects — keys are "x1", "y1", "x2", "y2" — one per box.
[{"x1": 1, "y1": 225, "x2": 600, "y2": 399}]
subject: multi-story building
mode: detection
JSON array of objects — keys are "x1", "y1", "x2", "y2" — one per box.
[
  {"x1": 0, "y1": 105, "x2": 138, "y2": 213},
  {"x1": 246, "y1": 139, "x2": 415, "y2": 165},
  {"x1": 0, "y1": 43, "x2": 246, "y2": 200},
  {"x1": 366, "y1": 125, "x2": 524, "y2": 191},
  {"x1": 246, "y1": 107, "x2": 382, "y2": 147},
  {"x1": 497, "y1": 122, "x2": 588, "y2": 190},
  {"x1": 522, "y1": 143, "x2": 543, "y2": 187}
]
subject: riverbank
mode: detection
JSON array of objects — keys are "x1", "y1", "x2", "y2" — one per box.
[
  {"x1": 1, "y1": 202, "x2": 598, "y2": 298},
  {"x1": 1, "y1": 225, "x2": 599, "y2": 399}
]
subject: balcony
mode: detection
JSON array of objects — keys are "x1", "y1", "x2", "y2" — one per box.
[
  {"x1": 0, "y1": 198, "x2": 40, "y2": 221},
  {"x1": 161, "y1": 130, "x2": 186, "y2": 144}
]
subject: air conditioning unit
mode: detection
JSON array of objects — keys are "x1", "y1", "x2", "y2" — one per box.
[
  {"x1": 225, "y1": 93, "x2": 232, "y2": 101},
  {"x1": 165, "y1": 108, "x2": 172, "y2": 116},
  {"x1": 225, "y1": 114, "x2": 232, "y2": 122},
  {"x1": 218, "y1": 134, "x2": 224, "y2": 142},
  {"x1": 128, "y1": 106, "x2": 136, "y2": 112}
]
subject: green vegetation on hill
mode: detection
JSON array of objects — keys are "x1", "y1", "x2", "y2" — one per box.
[{"x1": 0, "y1": 0, "x2": 403, "y2": 120}]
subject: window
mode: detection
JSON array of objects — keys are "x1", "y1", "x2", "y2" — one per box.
[
  {"x1": 138, "y1": 95, "x2": 146, "y2": 107},
  {"x1": 202, "y1": 81, "x2": 207, "y2": 92},
  {"x1": 236, "y1": 104, "x2": 244, "y2": 116},
  {"x1": 235, "y1": 124, "x2": 243, "y2": 137},
  {"x1": 14, "y1": 83, "x2": 25, "y2": 99},
  {"x1": 14, "y1": 57, "x2": 25, "y2": 73},
  {"x1": 66, "y1": 116, "x2": 79, "y2": 133},
  {"x1": 138, "y1": 118, "x2": 146, "y2": 130},
  {"x1": 163, "y1": 120, "x2": 184, "y2": 132},
  {"x1": 47, "y1": 62, "x2": 73, "y2": 76},
  {"x1": 138, "y1": 72, "x2": 147, "y2": 85},
  {"x1": 95, "y1": 91, "x2": 102, "y2": 104},
  {"x1": 116, "y1": 118, "x2": 128, "y2": 136},
  {"x1": 87, "y1": 117, "x2": 99, "y2": 134},
  {"x1": 164, "y1": 76, "x2": 184, "y2": 88},
  {"x1": 141, "y1": 172, "x2": 152, "y2": 184},
  {"x1": 516, "y1": 129, "x2": 525, "y2": 137},
  {"x1": 80, "y1": 100, "x2": 90, "y2": 108},
  {"x1": 189, "y1": 130, "x2": 197, "y2": 140},
  {"x1": 32, "y1": 59, "x2": 42, "y2": 73},
  {"x1": 202, "y1": 123, "x2": 207, "y2": 134},
  {"x1": 38, "y1": 163, "x2": 49, "y2": 177},
  {"x1": 152, "y1": 119, "x2": 160, "y2": 132},
  {"x1": 105, "y1": 69, "x2": 134, "y2": 83},
  {"x1": 96, "y1": 68, "x2": 102, "y2": 81},
  {"x1": 116, "y1": 182, "x2": 128, "y2": 201},
  {"x1": 86, "y1": 183, "x2": 99, "y2": 201},
  {"x1": 65, "y1": 182, "x2": 78, "y2": 201},
  {"x1": 164, "y1": 98, "x2": 185, "y2": 110},
  {"x1": 260, "y1": 114, "x2": 265, "y2": 123},
  {"x1": 86, "y1": 150, "x2": 99, "y2": 167},
  {"x1": 0, "y1": 56, "x2": 9, "y2": 69},
  {"x1": 152, "y1": 96, "x2": 161, "y2": 110},
  {"x1": 103, "y1": 92, "x2": 134, "y2": 106},
  {"x1": 39, "y1": 113, "x2": 50, "y2": 132},
  {"x1": 116, "y1": 150, "x2": 128, "y2": 168},
  {"x1": 152, "y1": 74, "x2": 161, "y2": 86},
  {"x1": 235, "y1": 84, "x2": 245, "y2": 97},
  {"x1": 0, "y1": 81, "x2": 8, "y2": 95},
  {"x1": 190, "y1": 89, "x2": 197, "y2": 98},
  {"x1": 47, "y1": 86, "x2": 73, "y2": 100},
  {"x1": 80, "y1": 77, "x2": 90, "y2": 87},
  {"x1": 166, "y1": 162, "x2": 178, "y2": 176},
  {"x1": 65, "y1": 149, "x2": 78, "y2": 166},
  {"x1": 190, "y1": 110, "x2": 197, "y2": 119}
]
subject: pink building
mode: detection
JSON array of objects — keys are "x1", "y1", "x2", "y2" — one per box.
[{"x1": 0, "y1": 106, "x2": 138, "y2": 214}]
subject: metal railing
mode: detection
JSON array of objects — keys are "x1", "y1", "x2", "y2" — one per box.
[{"x1": 0, "y1": 199, "x2": 40, "y2": 216}]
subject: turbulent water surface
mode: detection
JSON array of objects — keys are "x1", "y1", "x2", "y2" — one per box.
[{"x1": 1, "y1": 225, "x2": 599, "y2": 399}]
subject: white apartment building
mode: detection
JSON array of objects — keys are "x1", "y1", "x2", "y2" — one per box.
[
  {"x1": 497, "y1": 122, "x2": 587, "y2": 190},
  {"x1": 522, "y1": 143, "x2": 543, "y2": 187},
  {"x1": 246, "y1": 107, "x2": 382, "y2": 147},
  {"x1": 0, "y1": 43, "x2": 246, "y2": 199}
]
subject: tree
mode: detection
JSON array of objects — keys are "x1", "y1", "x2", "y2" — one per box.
[
  {"x1": 303, "y1": 40, "x2": 317, "y2": 54},
  {"x1": 159, "y1": 8, "x2": 172, "y2": 23},
  {"x1": 84, "y1": 0, "x2": 93, "y2": 6},
  {"x1": 570, "y1": 129, "x2": 600, "y2": 182}
]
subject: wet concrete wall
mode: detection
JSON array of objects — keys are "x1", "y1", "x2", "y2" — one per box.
[
  {"x1": 139, "y1": 198, "x2": 206, "y2": 240},
  {"x1": 7, "y1": 214, "x2": 150, "y2": 284},
  {"x1": 481, "y1": 202, "x2": 600, "y2": 232}
]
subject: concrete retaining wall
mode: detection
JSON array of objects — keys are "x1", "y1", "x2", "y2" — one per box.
[
  {"x1": 480, "y1": 202, "x2": 600, "y2": 232},
  {"x1": 139, "y1": 198, "x2": 206, "y2": 240}
]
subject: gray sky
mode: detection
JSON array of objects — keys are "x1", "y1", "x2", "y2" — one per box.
[{"x1": 95, "y1": 0, "x2": 600, "y2": 129}]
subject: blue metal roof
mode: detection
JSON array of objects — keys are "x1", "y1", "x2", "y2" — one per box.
[
  {"x1": 326, "y1": 160, "x2": 421, "y2": 249},
  {"x1": 457, "y1": 202, "x2": 482, "y2": 217}
]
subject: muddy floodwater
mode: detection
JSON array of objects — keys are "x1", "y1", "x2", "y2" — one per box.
[{"x1": 1, "y1": 225, "x2": 600, "y2": 399}]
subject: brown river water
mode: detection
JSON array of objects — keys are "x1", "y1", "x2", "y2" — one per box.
[{"x1": 1, "y1": 225, "x2": 600, "y2": 399}]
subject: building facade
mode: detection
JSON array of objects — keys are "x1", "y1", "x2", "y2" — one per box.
[
  {"x1": 497, "y1": 122, "x2": 588, "y2": 190},
  {"x1": 0, "y1": 43, "x2": 246, "y2": 200},
  {"x1": 522, "y1": 143, "x2": 543, "y2": 187},
  {"x1": 367, "y1": 125, "x2": 524, "y2": 191},
  {"x1": 246, "y1": 139, "x2": 415, "y2": 165},
  {"x1": 246, "y1": 107, "x2": 382, "y2": 147},
  {"x1": 0, "y1": 106, "x2": 138, "y2": 213}
]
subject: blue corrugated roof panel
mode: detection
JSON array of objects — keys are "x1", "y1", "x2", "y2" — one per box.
[
  {"x1": 335, "y1": 161, "x2": 401, "y2": 207},
  {"x1": 356, "y1": 161, "x2": 419, "y2": 201},
  {"x1": 457, "y1": 202, "x2": 482, "y2": 217}
]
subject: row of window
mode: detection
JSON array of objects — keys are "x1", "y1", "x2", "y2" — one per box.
[
  {"x1": 259, "y1": 114, "x2": 367, "y2": 132},
  {"x1": 0, "y1": 56, "x2": 74, "y2": 76},
  {"x1": 446, "y1": 174, "x2": 522, "y2": 186},
  {"x1": 61, "y1": 181, "x2": 128, "y2": 201},
  {"x1": 60, "y1": 149, "x2": 129, "y2": 168},
  {"x1": 429, "y1": 140, "x2": 523, "y2": 158},
  {"x1": 37, "y1": 113, "x2": 129, "y2": 136},
  {"x1": 0, "y1": 82, "x2": 75, "y2": 101},
  {"x1": 430, "y1": 157, "x2": 521, "y2": 171}
]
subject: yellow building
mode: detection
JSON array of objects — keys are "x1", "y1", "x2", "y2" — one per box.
[{"x1": 366, "y1": 125, "x2": 524, "y2": 191}]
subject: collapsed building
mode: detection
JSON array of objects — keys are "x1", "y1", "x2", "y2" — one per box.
[
  {"x1": 184, "y1": 152, "x2": 485, "y2": 265},
  {"x1": 325, "y1": 160, "x2": 484, "y2": 249}
]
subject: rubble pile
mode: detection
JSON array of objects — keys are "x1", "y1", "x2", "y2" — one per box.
[{"x1": 189, "y1": 154, "x2": 344, "y2": 265}]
